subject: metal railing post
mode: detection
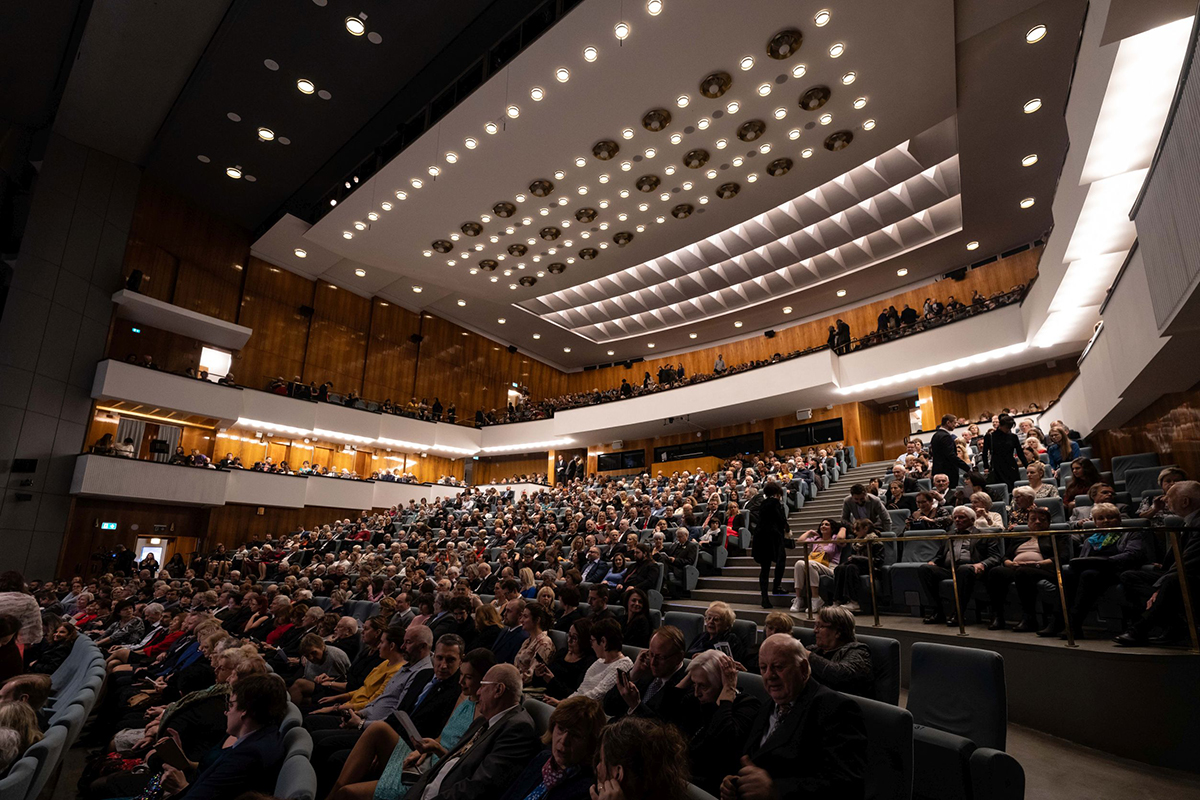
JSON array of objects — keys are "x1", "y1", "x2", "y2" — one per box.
[
  {"x1": 866, "y1": 540, "x2": 881, "y2": 628},
  {"x1": 1167, "y1": 530, "x2": 1199, "y2": 654},
  {"x1": 1049, "y1": 533, "x2": 1077, "y2": 648},
  {"x1": 947, "y1": 535, "x2": 968, "y2": 636}
]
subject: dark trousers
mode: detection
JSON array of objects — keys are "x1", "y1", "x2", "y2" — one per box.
[
  {"x1": 832, "y1": 557, "x2": 868, "y2": 604},
  {"x1": 759, "y1": 558, "x2": 785, "y2": 595},
  {"x1": 918, "y1": 563, "x2": 977, "y2": 618},
  {"x1": 1123, "y1": 569, "x2": 1192, "y2": 635},
  {"x1": 1060, "y1": 564, "x2": 1122, "y2": 631},
  {"x1": 986, "y1": 564, "x2": 1055, "y2": 622}
]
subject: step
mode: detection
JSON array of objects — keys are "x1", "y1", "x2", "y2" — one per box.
[
  {"x1": 664, "y1": 598, "x2": 817, "y2": 626},
  {"x1": 698, "y1": 575, "x2": 797, "y2": 591},
  {"x1": 690, "y1": 588, "x2": 798, "y2": 607}
]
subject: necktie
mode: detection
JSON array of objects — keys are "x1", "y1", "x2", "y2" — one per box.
[
  {"x1": 454, "y1": 719, "x2": 490, "y2": 761},
  {"x1": 644, "y1": 677, "x2": 666, "y2": 704},
  {"x1": 413, "y1": 677, "x2": 439, "y2": 710}
]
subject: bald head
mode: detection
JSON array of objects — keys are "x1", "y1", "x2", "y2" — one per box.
[
  {"x1": 477, "y1": 663, "x2": 522, "y2": 717},
  {"x1": 1167, "y1": 480, "x2": 1200, "y2": 517}
]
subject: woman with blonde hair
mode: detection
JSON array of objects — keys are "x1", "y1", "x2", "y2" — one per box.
[{"x1": 1023, "y1": 460, "x2": 1059, "y2": 499}]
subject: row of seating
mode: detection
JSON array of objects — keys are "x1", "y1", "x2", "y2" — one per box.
[{"x1": 0, "y1": 636, "x2": 106, "y2": 800}]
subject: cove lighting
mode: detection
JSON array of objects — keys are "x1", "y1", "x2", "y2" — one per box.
[
  {"x1": 482, "y1": 438, "x2": 576, "y2": 453},
  {"x1": 835, "y1": 343, "x2": 1029, "y2": 395}
]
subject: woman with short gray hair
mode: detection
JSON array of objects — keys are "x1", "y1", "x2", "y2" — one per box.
[{"x1": 806, "y1": 605, "x2": 874, "y2": 698}]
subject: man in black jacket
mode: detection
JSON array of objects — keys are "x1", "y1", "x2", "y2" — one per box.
[
  {"x1": 663, "y1": 527, "x2": 699, "y2": 598},
  {"x1": 917, "y1": 506, "x2": 1002, "y2": 626},
  {"x1": 602, "y1": 626, "x2": 687, "y2": 717},
  {"x1": 931, "y1": 414, "x2": 972, "y2": 488},
  {"x1": 579, "y1": 546, "x2": 610, "y2": 584},
  {"x1": 721, "y1": 634, "x2": 866, "y2": 799}
]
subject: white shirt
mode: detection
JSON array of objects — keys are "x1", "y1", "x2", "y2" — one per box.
[{"x1": 421, "y1": 705, "x2": 518, "y2": 800}]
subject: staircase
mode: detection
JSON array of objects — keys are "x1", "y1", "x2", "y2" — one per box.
[{"x1": 664, "y1": 459, "x2": 894, "y2": 626}]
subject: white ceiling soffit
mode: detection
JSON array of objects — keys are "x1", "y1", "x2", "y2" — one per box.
[{"x1": 270, "y1": 0, "x2": 957, "y2": 318}]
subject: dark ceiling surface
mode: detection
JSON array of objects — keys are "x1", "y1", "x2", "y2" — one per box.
[
  {"x1": 0, "y1": 0, "x2": 89, "y2": 128},
  {"x1": 141, "y1": 0, "x2": 548, "y2": 230}
]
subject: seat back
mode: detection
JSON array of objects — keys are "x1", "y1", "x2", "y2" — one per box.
[
  {"x1": 850, "y1": 695, "x2": 914, "y2": 800},
  {"x1": 51, "y1": 702, "x2": 87, "y2": 747},
  {"x1": 1034, "y1": 497, "x2": 1065, "y2": 524},
  {"x1": 1111, "y1": 453, "x2": 1160, "y2": 484},
  {"x1": 282, "y1": 726, "x2": 314, "y2": 760},
  {"x1": 736, "y1": 671, "x2": 770, "y2": 705},
  {"x1": 548, "y1": 628, "x2": 568, "y2": 652},
  {"x1": 24, "y1": 725, "x2": 67, "y2": 800},
  {"x1": 887, "y1": 509, "x2": 910, "y2": 535},
  {"x1": 907, "y1": 643, "x2": 1006, "y2": 751},
  {"x1": 985, "y1": 484, "x2": 1010, "y2": 504},
  {"x1": 523, "y1": 697, "x2": 554, "y2": 738},
  {"x1": 969, "y1": 748, "x2": 1025, "y2": 800},
  {"x1": 1124, "y1": 465, "x2": 1172, "y2": 498},
  {"x1": 860, "y1": 633, "x2": 902, "y2": 706},
  {"x1": 280, "y1": 701, "x2": 302, "y2": 732},
  {"x1": 663, "y1": 611, "x2": 704, "y2": 646},
  {"x1": 274, "y1": 754, "x2": 318, "y2": 800},
  {"x1": 730, "y1": 619, "x2": 758, "y2": 659},
  {"x1": 0, "y1": 756, "x2": 36, "y2": 800},
  {"x1": 687, "y1": 783, "x2": 719, "y2": 800}
]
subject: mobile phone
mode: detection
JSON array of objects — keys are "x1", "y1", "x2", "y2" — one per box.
[
  {"x1": 617, "y1": 668, "x2": 630, "y2": 687},
  {"x1": 156, "y1": 737, "x2": 190, "y2": 771},
  {"x1": 713, "y1": 641, "x2": 733, "y2": 658},
  {"x1": 535, "y1": 652, "x2": 548, "y2": 666}
]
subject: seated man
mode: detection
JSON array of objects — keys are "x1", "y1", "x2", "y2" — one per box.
[
  {"x1": 721, "y1": 634, "x2": 866, "y2": 799},
  {"x1": 840, "y1": 484, "x2": 893, "y2": 535},
  {"x1": 1069, "y1": 483, "x2": 1128, "y2": 524},
  {"x1": 917, "y1": 506, "x2": 1001, "y2": 626},
  {"x1": 160, "y1": 673, "x2": 288, "y2": 800},
  {"x1": 406, "y1": 664, "x2": 541, "y2": 800},
  {"x1": 663, "y1": 527, "x2": 699, "y2": 598},
  {"x1": 603, "y1": 626, "x2": 688, "y2": 718}
]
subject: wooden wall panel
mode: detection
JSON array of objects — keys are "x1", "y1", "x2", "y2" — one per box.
[
  {"x1": 121, "y1": 239, "x2": 178, "y2": 303},
  {"x1": 880, "y1": 407, "x2": 916, "y2": 457},
  {"x1": 474, "y1": 455, "x2": 550, "y2": 485},
  {"x1": 60, "y1": 498, "x2": 212, "y2": 577},
  {"x1": 1089, "y1": 382, "x2": 1200, "y2": 476},
  {"x1": 202, "y1": 504, "x2": 370, "y2": 553},
  {"x1": 302, "y1": 282, "x2": 371, "y2": 394},
  {"x1": 234, "y1": 258, "x2": 315, "y2": 390},
  {"x1": 363, "y1": 301, "x2": 421, "y2": 405},
  {"x1": 172, "y1": 259, "x2": 243, "y2": 323},
  {"x1": 953, "y1": 362, "x2": 1078, "y2": 422},
  {"x1": 564, "y1": 248, "x2": 1041, "y2": 396}
]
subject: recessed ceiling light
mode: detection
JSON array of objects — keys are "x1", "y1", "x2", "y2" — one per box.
[
  {"x1": 670, "y1": 133, "x2": 683, "y2": 144},
  {"x1": 381, "y1": 201, "x2": 393, "y2": 211},
  {"x1": 490, "y1": 276, "x2": 498, "y2": 282},
  {"x1": 791, "y1": 64, "x2": 807, "y2": 78},
  {"x1": 706, "y1": 169, "x2": 717, "y2": 179},
  {"x1": 530, "y1": 86, "x2": 545, "y2": 101},
  {"x1": 516, "y1": 194, "x2": 527, "y2": 202},
  {"x1": 829, "y1": 42, "x2": 845, "y2": 58},
  {"x1": 470, "y1": 268, "x2": 479, "y2": 274},
  {"x1": 367, "y1": 211, "x2": 379, "y2": 221},
  {"x1": 689, "y1": 332, "x2": 698, "y2": 339},
  {"x1": 451, "y1": 233, "x2": 460, "y2": 240},
  {"x1": 801, "y1": 148, "x2": 813, "y2": 158},
  {"x1": 740, "y1": 56, "x2": 755, "y2": 70},
  {"x1": 757, "y1": 83, "x2": 772, "y2": 96},
  {"x1": 506, "y1": 104, "x2": 520, "y2": 118},
  {"x1": 411, "y1": 178, "x2": 423, "y2": 188},
  {"x1": 1021, "y1": 153, "x2": 1039, "y2": 167},
  {"x1": 682, "y1": 180, "x2": 693, "y2": 189},
  {"x1": 294, "y1": 248, "x2": 307, "y2": 258},
  {"x1": 1020, "y1": 197, "x2": 1036, "y2": 209},
  {"x1": 774, "y1": 107, "x2": 787, "y2": 119},
  {"x1": 1026, "y1": 24, "x2": 1047, "y2": 44},
  {"x1": 445, "y1": 151, "x2": 458, "y2": 164},
  {"x1": 716, "y1": 138, "x2": 728, "y2": 149},
  {"x1": 584, "y1": 46, "x2": 598, "y2": 62},
  {"x1": 677, "y1": 94, "x2": 690, "y2": 108},
  {"x1": 428, "y1": 165, "x2": 440, "y2": 177},
  {"x1": 423, "y1": 250, "x2": 432, "y2": 257},
  {"x1": 621, "y1": 161, "x2": 632, "y2": 171},
  {"x1": 257, "y1": 127, "x2": 275, "y2": 141},
  {"x1": 699, "y1": 196, "x2": 709, "y2": 203},
  {"x1": 497, "y1": 318, "x2": 506, "y2": 324},
  {"x1": 343, "y1": 231, "x2": 353, "y2": 239},
  {"x1": 966, "y1": 241, "x2": 980, "y2": 251},
  {"x1": 644, "y1": 147, "x2": 656, "y2": 158},
  {"x1": 353, "y1": 220, "x2": 366, "y2": 230},
  {"x1": 862, "y1": 119, "x2": 876, "y2": 130},
  {"x1": 819, "y1": 113, "x2": 832, "y2": 125},
  {"x1": 578, "y1": 186, "x2": 589, "y2": 195},
  {"x1": 464, "y1": 137, "x2": 478, "y2": 151},
  {"x1": 563, "y1": 347, "x2": 572, "y2": 353},
  {"x1": 841, "y1": 71, "x2": 856, "y2": 85},
  {"x1": 853, "y1": 97, "x2": 868, "y2": 109},
  {"x1": 606, "y1": 349, "x2": 614, "y2": 355},
  {"x1": 636, "y1": 224, "x2": 645, "y2": 232},
  {"x1": 1023, "y1": 98, "x2": 1042, "y2": 114},
  {"x1": 614, "y1": 21, "x2": 630, "y2": 40},
  {"x1": 732, "y1": 156, "x2": 744, "y2": 167},
  {"x1": 395, "y1": 190, "x2": 408, "y2": 200},
  {"x1": 897, "y1": 268, "x2": 909, "y2": 276},
  {"x1": 697, "y1": 117, "x2": 711, "y2": 130},
  {"x1": 836, "y1": 289, "x2": 846, "y2": 297},
  {"x1": 815, "y1": 9, "x2": 831, "y2": 26},
  {"x1": 345, "y1": 16, "x2": 365, "y2": 35},
  {"x1": 556, "y1": 67, "x2": 570, "y2": 82},
  {"x1": 646, "y1": 0, "x2": 663, "y2": 15},
  {"x1": 759, "y1": 143, "x2": 771, "y2": 154},
  {"x1": 733, "y1": 321, "x2": 743, "y2": 328},
  {"x1": 225, "y1": 166, "x2": 242, "y2": 179},
  {"x1": 664, "y1": 165, "x2": 676, "y2": 175},
  {"x1": 747, "y1": 173, "x2": 758, "y2": 182},
  {"x1": 638, "y1": 202, "x2": 649, "y2": 211},
  {"x1": 456, "y1": 299, "x2": 466, "y2": 306},
  {"x1": 783, "y1": 306, "x2": 793, "y2": 314},
  {"x1": 574, "y1": 157, "x2": 587, "y2": 167},
  {"x1": 659, "y1": 192, "x2": 669, "y2": 201},
  {"x1": 485, "y1": 122, "x2": 499, "y2": 135},
  {"x1": 726, "y1": 100, "x2": 740, "y2": 113},
  {"x1": 553, "y1": 170, "x2": 565, "y2": 180},
  {"x1": 296, "y1": 79, "x2": 315, "y2": 94},
  {"x1": 622, "y1": 128, "x2": 634, "y2": 139},
  {"x1": 788, "y1": 128, "x2": 801, "y2": 140},
  {"x1": 533, "y1": 333, "x2": 542, "y2": 339},
  {"x1": 647, "y1": 342, "x2": 656, "y2": 348}
]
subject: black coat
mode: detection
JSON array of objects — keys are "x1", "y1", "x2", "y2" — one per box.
[
  {"x1": 987, "y1": 429, "x2": 1028, "y2": 488},
  {"x1": 751, "y1": 496, "x2": 790, "y2": 565},
  {"x1": 930, "y1": 428, "x2": 971, "y2": 488}
]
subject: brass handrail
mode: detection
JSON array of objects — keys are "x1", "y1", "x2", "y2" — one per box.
[{"x1": 790, "y1": 525, "x2": 1199, "y2": 653}]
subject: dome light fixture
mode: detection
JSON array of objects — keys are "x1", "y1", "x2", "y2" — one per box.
[
  {"x1": 646, "y1": 0, "x2": 663, "y2": 15},
  {"x1": 583, "y1": 46, "x2": 598, "y2": 62},
  {"x1": 1023, "y1": 97, "x2": 1042, "y2": 114},
  {"x1": 791, "y1": 64, "x2": 807, "y2": 78},
  {"x1": 1026, "y1": 24, "x2": 1047, "y2": 44},
  {"x1": 1020, "y1": 197, "x2": 1036, "y2": 209},
  {"x1": 757, "y1": 83, "x2": 772, "y2": 96},
  {"x1": 801, "y1": 147, "x2": 814, "y2": 158},
  {"x1": 530, "y1": 86, "x2": 545, "y2": 101},
  {"x1": 465, "y1": 137, "x2": 478, "y2": 149},
  {"x1": 294, "y1": 248, "x2": 307, "y2": 258},
  {"x1": 614, "y1": 21, "x2": 630, "y2": 40},
  {"x1": 670, "y1": 132, "x2": 683, "y2": 144},
  {"x1": 862, "y1": 118, "x2": 876, "y2": 130},
  {"x1": 788, "y1": 128, "x2": 801, "y2": 140},
  {"x1": 966, "y1": 241, "x2": 980, "y2": 251},
  {"x1": 783, "y1": 306, "x2": 793, "y2": 314},
  {"x1": 726, "y1": 100, "x2": 740, "y2": 114},
  {"x1": 506, "y1": 104, "x2": 520, "y2": 118},
  {"x1": 345, "y1": 16, "x2": 365, "y2": 36},
  {"x1": 841, "y1": 71, "x2": 856, "y2": 85},
  {"x1": 485, "y1": 121, "x2": 499, "y2": 134},
  {"x1": 836, "y1": 288, "x2": 847, "y2": 297},
  {"x1": 740, "y1": 55, "x2": 755, "y2": 70},
  {"x1": 853, "y1": 97, "x2": 867, "y2": 109},
  {"x1": 1021, "y1": 153, "x2": 1039, "y2": 167},
  {"x1": 296, "y1": 78, "x2": 315, "y2": 94},
  {"x1": 257, "y1": 127, "x2": 275, "y2": 141},
  {"x1": 829, "y1": 42, "x2": 845, "y2": 58},
  {"x1": 225, "y1": 166, "x2": 243, "y2": 179},
  {"x1": 677, "y1": 94, "x2": 690, "y2": 108},
  {"x1": 814, "y1": 9, "x2": 831, "y2": 26},
  {"x1": 774, "y1": 107, "x2": 788, "y2": 119},
  {"x1": 556, "y1": 67, "x2": 570, "y2": 82}
]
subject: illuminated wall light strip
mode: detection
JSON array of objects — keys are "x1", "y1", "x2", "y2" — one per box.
[
  {"x1": 834, "y1": 344, "x2": 1029, "y2": 395},
  {"x1": 97, "y1": 406, "x2": 218, "y2": 429},
  {"x1": 236, "y1": 418, "x2": 311, "y2": 436},
  {"x1": 480, "y1": 437, "x2": 575, "y2": 453}
]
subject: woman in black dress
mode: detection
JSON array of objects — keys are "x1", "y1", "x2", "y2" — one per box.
[
  {"x1": 752, "y1": 481, "x2": 790, "y2": 608},
  {"x1": 987, "y1": 413, "x2": 1028, "y2": 490}
]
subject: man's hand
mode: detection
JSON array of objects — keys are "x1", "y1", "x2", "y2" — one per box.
[
  {"x1": 973, "y1": 562, "x2": 986, "y2": 574},
  {"x1": 617, "y1": 674, "x2": 641, "y2": 712},
  {"x1": 629, "y1": 648, "x2": 652, "y2": 681},
  {"x1": 342, "y1": 710, "x2": 363, "y2": 729},
  {"x1": 725, "y1": 756, "x2": 778, "y2": 800},
  {"x1": 1148, "y1": 591, "x2": 1159, "y2": 611},
  {"x1": 161, "y1": 764, "x2": 189, "y2": 795}
]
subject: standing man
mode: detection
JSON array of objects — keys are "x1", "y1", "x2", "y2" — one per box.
[{"x1": 931, "y1": 414, "x2": 972, "y2": 489}]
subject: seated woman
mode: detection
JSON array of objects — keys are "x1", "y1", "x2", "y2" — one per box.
[
  {"x1": 513, "y1": 603, "x2": 556, "y2": 685},
  {"x1": 830, "y1": 519, "x2": 883, "y2": 614},
  {"x1": 470, "y1": 603, "x2": 503, "y2": 651},
  {"x1": 552, "y1": 619, "x2": 631, "y2": 705},
  {"x1": 518, "y1": 567, "x2": 538, "y2": 599},
  {"x1": 791, "y1": 518, "x2": 847, "y2": 613},
  {"x1": 685, "y1": 601, "x2": 745, "y2": 664},
  {"x1": 805, "y1": 606, "x2": 874, "y2": 699},
  {"x1": 970, "y1": 491, "x2": 1004, "y2": 529},
  {"x1": 621, "y1": 587, "x2": 653, "y2": 649},
  {"x1": 1045, "y1": 425, "x2": 1080, "y2": 478},
  {"x1": 1024, "y1": 461, "x2": 1059, "y2": 499},
  {"x1": 1006, "y1": 486, "x2": 1038, "y2": 530},
  {"x1": 885, "y1": 480, "x2": 916, "y2": 513},
  {"x1": 498, "y1": 696, "x2": 606, "y2": 800},
  {"x1": 532, "y1": 619, "x2": 595, "y2": 698},
  {"x1": 1042, "y1": 503, "x2": 1146, "y2": 639},
  {"x1": 654, "y1": 648, "x2": 762, "y2": 796},
  {"x1": 327, "y1": 648, "x2": 496, "y2": 800},
  {"x1": 590, "y1": 716, "x2": 691, "y2": 800},
  {"x1": 985, "y1": 506, "x2": 1059, "y2": 632},
  {"x1": 601, "y1": 553, "x2": 628, "y2": 589},
  {"x1": 1063, "y1": 457, "x2": 1103, "y2": 515}
]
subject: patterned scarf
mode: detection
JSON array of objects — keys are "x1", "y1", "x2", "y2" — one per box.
[
  {"x1": 1087, "y1": 531, "x2": 1121, "y2": 552},
  {"x1": 521, "y1": 756, "x2": 575, "y2": 800}
]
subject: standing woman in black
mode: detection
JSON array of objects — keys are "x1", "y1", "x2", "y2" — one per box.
[
  {"x1": 987, "y1": 413, "x2": 1028, "y2": 491},
  {"x1": 752, "y1": 481, "x2": 790, "y2": 608}
]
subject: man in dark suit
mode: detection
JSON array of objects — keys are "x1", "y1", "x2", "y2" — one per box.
[
  {"x1": 721, "y1": 634, "x2": 866, "y2": 799},
  {"x1": 161, "y1": 674, "x2": 288, "y2": 800},
  {"x1": 612, "y1": 544, "x2": 659, "y2": 603},
  {"x1": 917, "y1": 506, "x2": 1001, "y2": 626},
  {"x1": 407, "y1": 664, "x2": 540, "y2": 800},
  {"x1": 489, "y1": 599, "x2": 529, "y2": 664},
  {"x1": 580, "y1": 546, "x2": 610, "y2": 584},
  {"x1": 890, "y1": 464, "x2": 920, "y2": 494},
  {"x1": 565, "y1": 456, "x2": 579, "y2": 483},
  {"x1": 553, "y1": 585, "x2": 584, "y2": 632},
  {"x1": 931, "y1": 414, "x2": 972, "y2": 489},
  {"x1": 602, "y1": 626, "x2": 687, "y2": 717},
  {"x1": 663, "y1": 527, "x2": 699, "y2": 598}
]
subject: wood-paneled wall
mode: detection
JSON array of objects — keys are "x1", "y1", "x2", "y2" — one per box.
[
  {"x1": 474, "y1": 454, "x2": 550, "y2": 485},
  {"x1": 954, "y1": 362, "x2": 1078, "y2": 422},
  {"x1": 1089, "y1": 382, "x2": 1200, "y2": 477}
]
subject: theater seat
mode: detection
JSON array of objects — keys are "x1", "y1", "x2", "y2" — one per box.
[
  {"x1": 736, "y1": 671, "x2": 770, "y2": 706},
  {"x1": 1111, "y1": 453, "x2": 1160, "y2": 486},
  {"x1": 687, "y1": 783, "x2": 719, "y2": 800},
  {"x1": 282, "y1": 726, "x2": 313, "y2": 760},
  {"x1": 664, "y1": 611, "x2": 704, "y2": 646},
  {"x1": 791, "y1": 628, "x2": 900, "y2": 706},
  {"x1": 523, "y1": 697, "x2": 554, "y2": 738},
  {"x1": 0, "y1": 757, "x2": 36, "y2": 800},
  {"x1": 548, "y1": 628, "x2": 567, "y2": 651},
  {"x1": 274, "y1": 755, "x2": 318, "y2": 800},
  {"x1": 1123, "y1": 464, "x2": 1173, "y2": 498},
  {"x1": 969, "y1": 748, "x2": 1025, "y2": 800},
  {"x1": 849, "y1": 695, "x2": 914, "y2": 800},
  {"x1": 23, "y1": 724, "x2": 67, "y2": 800},
  {"x1": 1034, "y1": 497, "x2": 1065, "y2": 524}
]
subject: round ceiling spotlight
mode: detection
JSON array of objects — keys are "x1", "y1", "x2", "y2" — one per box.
[
  {"x1": 897, "y1": 268, "x2": 909, "y2": 277},
  {"x1": 257, "y1": 127, "x2": 274, "y2": 141},
  {"x1": 726, "y1": 100, "x2": 740, "y2": 114},
  {"x1": 767, "y1": 28, "x2": 803, "y2": 59},
  {"x1": 791, "y1": 64, "x2": 807, "y2": 78},
  {"x1": 411, "y1": 178, "x2": 423, "y2": 188},
  {"x1": 836, "y1": 289, "x2": 847, "y2": 297},
  {"x1": 684, "y1": 149, "x2": 710, "y2": 168},
  {"x1": 841, "y1": 71, "x2": 856, "y2": 85},
  {"x1": 539, "y1": 226, "x2": 562, "y2": 241},
  {"x1": 529, "y1": 178, "x2": 555, "y2": 197},
  {"x1": 676, "y1": 94, "x2": 690, "y2": 108},
  {"x1": 506, "y1": 104, "x2": 520, "y2": 118},
  {"x1": 343, "y1": 231, "x2": 353, "y2": 239},
  {"x1": 432, "y1": 240, "x2": 453, "y2": 253},
  {"x1": 672, "y1": 203, "x2": 694, "y2": 219},
  {"x1": 461, "y1": 221, "x2": 483, "y2": 237},
  {"x1": 740, "y1": 55, "x2": 755, "y2": 71},
  {"x1": 345, "y1": 16, "x2": 365, "y2": 36},
  {"x1": 1026, "y1": 24, "x2": 1047, "y2": 44},
  {"x1": 579, "y1": 247, "x2": 599, "y2": 260},
  {"x1": 548, "y1": 262, "x2": 567, "y2": 274},
  {"x1": 783, "y1": 306, "x2": 793, "y2": 314},
  {"x1": 700, "y1": 71, "x2": 733, "y2": 98},
  {"x1": 479, "y1": 259, "x2": 498, "y2": 271},
  {"x1": 861, "y1": 119, "x2": 876, "y2": 130},
  {"x1": 642, "y1": 108, "x2": 672, "y2": 131},
  {"x1": 485, "y1": 122, "x2": 499, "y2": 135},
  {"x1": 825, "y1": 130, "x2": 854, "y2": 150},
  {"x1": 296, "y1": 79, "x2": 315, "y2": 94},
  {"x1": 553, "y1": 170, "x2": 566, "y2": 180},
  {"x1": 1020, "y1": 197, "x2": 1036, "y2": 209},
  {"x1": 799, "y1": 85, "x2": 831, "y2": 111},
  {"x1": 614, "y1": 21, "x2": 630, "y2": 40},
  {"x1": 613, "y1": 231, "x2": 634, "y2": 246},
  {"x1": 294, "y1": 248, "x2": 307, "y2": 258},
  {"x1": 646, "y1": 0, "x2": 663, "y2": 15},
  {"x1": 819, "y1": 113, "x2": 833, "y2": 125},
  {"x1": 464, "y1": 137, "x2": 478, "y2": 150},
  {"x1": 530, "y1": 86, "x2": 545, "y2": 101},
  {"x1": 814, "y1": 9, "x2": 831, "y2": 26},
  {"x1": 767, "y1": 158, "x2": 793, "y2": 177},
  {"x1": 380, "y1": 201, "x2": 393, "y2": 211},
  {"x1": 635, "y1": 174, "x2": 661, "y2": 193},
  {"x1": 737, "y1": 119, "x2": 766, "y2": 142},
  {"x1": 670, "y1": 133, "x2": 683, "y2": 145},
  {"x1": 853, "y1": 97, "x2": 867, "y2": 109},
  {"x1": 828, "y1": 42, "x2": 845, "y2": 58},
  {"x1": 1023, "y1": 97, "x2": 1042, "y2": 114},
  {"x1": 1021, "y1": 153, "x2": 1039, "y2": 167},
  {"x1": 966, "y1": 241, "x2": 980, "y2": 251},
  {"x1": 758, "y1": 83, "x2": 772, "y2": 96},
  {"x1": 225, "y1": 166, "x2": 243, "y2": 179},
  {"x1": 555, "y1": 68, "x2": 571, "y2": 84},
  {"x1": 367, "y1": 211, "x2": 378, "y2": 221},
  {"x1": 716, "y1": 182, "x2": 740, "y2": 199},
  {"x1": 593, "y1": 139, "x2": 620, "y2": 160},
  {"x1": 584, "y1": 46, "x2": 598, "y2": 62}
]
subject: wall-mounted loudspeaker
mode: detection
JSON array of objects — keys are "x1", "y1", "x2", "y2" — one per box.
[
  {"x1": 126, "y1": 270, "x2": 144, "y2": 292},
  {"x1": 299, "y1": 305, "x2": 315, "y2": 318},
  {"x1": 507, "y1": 345, "x2": 518, "y2": 353},
  {"x1": 796, "y1": 408, "x2": 813, "y2": 421},
  {"x1": 409, "y1": 333, "x2": 424, "y2": 344},
  {"x1": 764, "y1": 330, "x2": 776, "y2": 339}
]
